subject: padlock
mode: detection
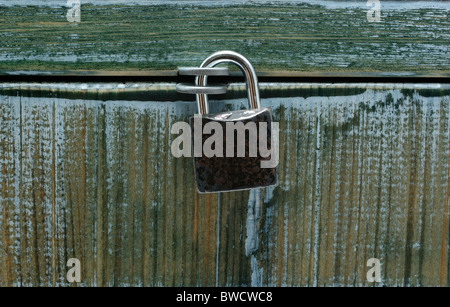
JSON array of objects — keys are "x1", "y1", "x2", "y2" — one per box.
[{"x1": 183, "y1": 51, "x2": 277, "y2": 193}]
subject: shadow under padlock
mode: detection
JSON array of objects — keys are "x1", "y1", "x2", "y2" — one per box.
[{"x1": 176, "y1": 51, "x2": 278, "y2": 193}]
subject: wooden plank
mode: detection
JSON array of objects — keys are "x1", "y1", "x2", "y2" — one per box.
[
  {"x1": 0, "y1": 83, "x2": 449, "y2": 286},
  {"x1": 0, "y1": 95, "x2": 21, "y2": 286},
  {"x1": 254, "y1": 84, "x2": 450, "y2": 286},
  {"x1": 0, "y1": 1, "x2": 448, "y2": 74}
]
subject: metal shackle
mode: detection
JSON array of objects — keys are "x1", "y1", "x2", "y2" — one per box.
[{"x1": 196, "y1": 51, "x2": 261, "y2": 114}]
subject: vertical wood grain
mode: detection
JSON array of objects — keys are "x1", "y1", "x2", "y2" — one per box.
[{"x1": 0, "y1": 84, "x2": 449, "y2": 286}]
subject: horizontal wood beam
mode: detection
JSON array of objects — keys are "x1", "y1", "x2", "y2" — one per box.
[{"x1": 0, "y1": 1, "x2": 448, "y2": 74}]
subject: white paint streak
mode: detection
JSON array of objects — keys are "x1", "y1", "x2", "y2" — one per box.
[
  {"x1": 245, "y1": 188, "x2": 263, "y2": 287},
  {"x1": 245, "y1": 189, "x2": 261, "y2": 256}
]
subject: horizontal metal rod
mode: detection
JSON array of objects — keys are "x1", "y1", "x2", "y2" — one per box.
[
  {"x1": 176, "y1": 83, "x2": 227, "y2": 95},
  {"x1": 178, "y1": 67, "x2": 229, "y2": 76}
]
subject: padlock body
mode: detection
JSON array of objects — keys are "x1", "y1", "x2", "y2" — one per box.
[{"x1": 191, "y1": 107, "x2": 277, "y2": 193}]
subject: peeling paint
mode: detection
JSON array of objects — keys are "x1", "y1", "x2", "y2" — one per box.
[{"x1": 0, "y1": 83, "x2": 449, "y2": 286}]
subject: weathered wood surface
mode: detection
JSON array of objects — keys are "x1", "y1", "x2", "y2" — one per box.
[
  {"x1": 0, "y1": 82, "x2": 449, "y2": 286},
  {"x1": 0, "y1": 1, "x2": 449, "y2": 74}
]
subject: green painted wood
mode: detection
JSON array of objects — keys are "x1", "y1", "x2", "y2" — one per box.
[
  {"x1": 0, "y1": 1, "x2": 448, "y2": 74},
  {"x1": 0, "y1": 83, "x2": 449, "y2": 286}
]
